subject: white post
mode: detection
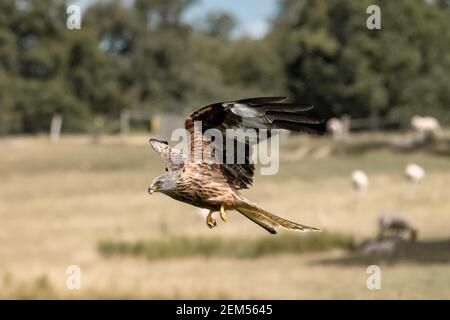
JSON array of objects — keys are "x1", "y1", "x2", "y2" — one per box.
[
  {"x1": 50, "y1": 114, "x2": 63, "y2": 143},
  {"x1": 341, "y1": 115, "x2": 351, "y2": 139},
  {"x1": 120, "y1": 110, "x2": 130, "y2": 138}
]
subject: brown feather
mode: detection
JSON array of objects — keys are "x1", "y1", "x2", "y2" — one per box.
[
  {"x1": 149, "y1": 97, "x2": 325, "y2": 234},
  {"x1": 184, "y1": 97, "x2": 325, "y2": 189}
]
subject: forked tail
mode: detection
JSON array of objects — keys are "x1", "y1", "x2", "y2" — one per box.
[{"x1": 233, "y1": 195, "x2": 320, "y2": 234}]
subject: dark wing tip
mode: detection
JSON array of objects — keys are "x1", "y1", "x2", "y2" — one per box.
[{"x1": 234, "y1": 96, "x2": 287, "y2": 105}]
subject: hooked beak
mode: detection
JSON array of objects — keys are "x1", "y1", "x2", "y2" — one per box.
[{"x1": 148, "y1": 186, "x2": 154, "y2": 195}]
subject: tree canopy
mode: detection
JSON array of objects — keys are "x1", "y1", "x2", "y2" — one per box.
[{"x1": 0, "y1": 0, "x2": 448, "y2": 134}]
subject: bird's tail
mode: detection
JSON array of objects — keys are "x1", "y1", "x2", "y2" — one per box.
[{"x1": 233, "y1": 195, "x2": 320, "y2": 234}]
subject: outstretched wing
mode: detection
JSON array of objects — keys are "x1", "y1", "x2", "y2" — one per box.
[
  {"x1": 184, "y1": 97, "x2": 325, "y2": 189},
  {"x1": 149, "y1": 138, "x2": 186, "y2": 172}
]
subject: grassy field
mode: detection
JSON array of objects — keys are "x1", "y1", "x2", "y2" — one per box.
[{"x1": 0, "y1": 134, "x2": 449, "y2": 299}]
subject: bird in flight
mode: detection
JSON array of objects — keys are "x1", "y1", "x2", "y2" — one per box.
[{"x1": 148, "y1": 97, "x2": 325, "y2": 234}]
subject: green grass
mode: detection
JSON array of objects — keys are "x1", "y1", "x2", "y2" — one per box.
[{"x1": 97, "y1": 232, "x2": 354, "y2": 260}]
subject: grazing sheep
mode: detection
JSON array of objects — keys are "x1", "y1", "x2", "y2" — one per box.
[
  {"x1": 327, "y1": 118, "x2": 345, "y2": 139},
  {"x1": 411, "y1": 116, "x2": 440, "y2": 138},
  {"x1": 361, "y1": 238, "x2": 400, "y2": 257},
  {"x1": 351, "y1": 170, "x2": 369, "y2": 194},
  {"x1": 378, "y1": 214, "x2": 418, "y2": 242},
  {"x1": 405, "y1": 163, "x2": 425, "y2": 187}
]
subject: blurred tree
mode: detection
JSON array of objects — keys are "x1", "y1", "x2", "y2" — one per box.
[
  {"x1": 221, "y1": 38, "x2": 286, "y2": 94},
  {"x1": 134, "y1": 0, "x2": 198, "y2": 28},
  {"x1": 0, "y1": 0, "x2": 448, "y2": 134},
  {"x1": 272, "y1": 0, "x2": 450, "y2": 124},
  {"x1": 202, "y1": 11, "x2": 236, "y2": 40}
]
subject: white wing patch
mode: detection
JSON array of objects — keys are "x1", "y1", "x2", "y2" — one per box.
[{"x1": 229, "y1": 103, "x2": 260, "y2": 118}]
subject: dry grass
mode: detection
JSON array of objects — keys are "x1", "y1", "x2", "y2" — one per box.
[{"x1": 0, "y1": 134, "x2": 449, "y2": 299}]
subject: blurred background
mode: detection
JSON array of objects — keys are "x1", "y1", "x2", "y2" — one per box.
[{"x1": 0, "y1": 0, "x2": 449, "y2": 299}]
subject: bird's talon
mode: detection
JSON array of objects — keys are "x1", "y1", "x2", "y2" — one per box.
[
  {"x1": 206, "y1": 211, "x2": 217, "y2": 229},
  {"x1": 207, "y1": 219, "x2": 217, "y2": 229},
  {"x1": 220, "y1": 204, "x2": 228, "y2": 223}
]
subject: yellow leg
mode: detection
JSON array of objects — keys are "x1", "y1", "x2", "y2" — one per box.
[
  {"x1": 206, "y1": 210, "x2": 217, "y2": 229},
  {"x1": 220, "y1": 204, "x2": 228, "y2": 223}
]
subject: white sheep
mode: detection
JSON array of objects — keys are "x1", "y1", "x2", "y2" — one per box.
[
  {"x1": 351, "y1": 170, "x2": 369, "y2": 194},
  {"x1": 405, "y1": 163, "x2": 425, "y2": 187},
  {"x1": 411, "y1": 116, "x2": 440, "y2": 137},
  {"x1": 327, "y1": 118, "x2": 345, "y2": 139}
]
